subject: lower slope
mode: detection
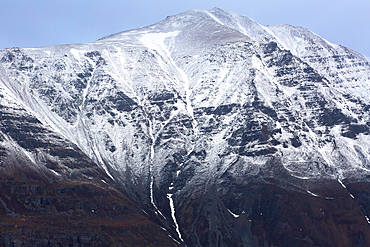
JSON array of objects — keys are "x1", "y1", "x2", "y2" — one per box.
[{"x1": 0, "y1": 89, "x2": 178, "y2": 246}]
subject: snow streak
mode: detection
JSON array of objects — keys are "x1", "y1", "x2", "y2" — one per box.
[
  {"x1": 227, "y1": 209, "x2": 240, "y2": 218},
  {"x1": 167, "y1": 193, "x2": 184, "y2": 242}
]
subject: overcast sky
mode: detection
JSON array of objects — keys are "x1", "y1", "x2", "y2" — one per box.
[{"x1": 0, "y1": 0, "x2": 369, "y2": 57}]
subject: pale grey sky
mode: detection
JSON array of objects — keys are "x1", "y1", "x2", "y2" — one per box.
[{"x1": 0, "y1": 0, "x2": 369, "y2": 57}]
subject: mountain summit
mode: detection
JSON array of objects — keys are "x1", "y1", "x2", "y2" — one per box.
[{"x1": 1, "y1": 8, "x2": 370, "y2": 246}]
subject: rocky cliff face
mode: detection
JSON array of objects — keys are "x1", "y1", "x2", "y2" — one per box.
[{"x1": 1, "y1": 7, "x2": 370, "y2": 246}]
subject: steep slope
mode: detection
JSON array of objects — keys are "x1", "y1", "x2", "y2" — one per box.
[
  {"x1": 0, "y1": 78, "x2": 178, "y2": 246},
  {"x1": 1, "y1": 7, "x2": 370, "y2": 246}
]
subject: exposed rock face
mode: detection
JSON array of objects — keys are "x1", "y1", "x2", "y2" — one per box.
[
  {"x1": 1, "y1": 7, "x2": 370, "y2": 246},
  {"x1": 0, "y1": 181, "x2": 177, "y2": 247}
]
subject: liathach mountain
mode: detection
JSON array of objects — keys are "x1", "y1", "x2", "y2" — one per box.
[{"x1": 1, "y1": 7, "x2": 370, "y2": 247}]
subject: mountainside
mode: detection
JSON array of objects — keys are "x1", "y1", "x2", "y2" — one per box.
[{"x1": 1, "y1": 7, "x2": 370, "y2": 246}]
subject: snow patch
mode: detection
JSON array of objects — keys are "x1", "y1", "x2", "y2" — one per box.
[
  {"x1": 203, "y1": 10, "x2": 224, "y2": 25},
  {"x1": 236, "y1": 22, "x2": 248, "y2": 36},
  {"x1": 290, "y1": 174, "x2": 311, "y2": 180},
  {"x1": 366, "y1": 216, "x2": 370, "y2": 224},
  {"x1": 140, "y1": 31, "x2": 180, "y2": 53},
  {"x1": 21, "y1": 149, "x2": 37, "y2": 166},
  {"x1": 227, "y1": 208, "x2": 240, "y2": 218},
  {"x1": 338, "y1": 179, "x2": 347, "y2": 189},
  {"x1": 150, "y1": 175, "x2": 166, "y2": 219},
  {"x1": 49, "y1": 169, "x2": 60, "y2": 176},
  {"x1": 258, "y1": 24, "x2": 289, "y2": 50},
  {"x1": 307, "y1": 190, "x2": 320, "y2": 197},
  {"x1": 70, "y1": 48, "x2": 86, "y2": 60},
  {"x1": 167, "y1": 193, "x2": 184, "y2": 242}
]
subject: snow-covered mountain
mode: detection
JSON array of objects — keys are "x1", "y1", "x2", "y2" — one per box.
[{"x1": 1, "y1": 7, "x2": 370, "y2": 246}]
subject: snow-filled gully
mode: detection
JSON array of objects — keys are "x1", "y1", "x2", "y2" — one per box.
[
  {"x1": 167, "y1": 192, "x2": 184, "y2": 242},
  {"x1": 140, "y1": 31, "x2": 197, "y2": 242},
  {"x1": 148, "y1": 117, "x2": 166, "y2": 219}
]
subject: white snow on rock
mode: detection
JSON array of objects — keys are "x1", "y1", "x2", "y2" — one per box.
[{"x1": 1, "y1": 7, "x2": 370, "y2": 241}]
